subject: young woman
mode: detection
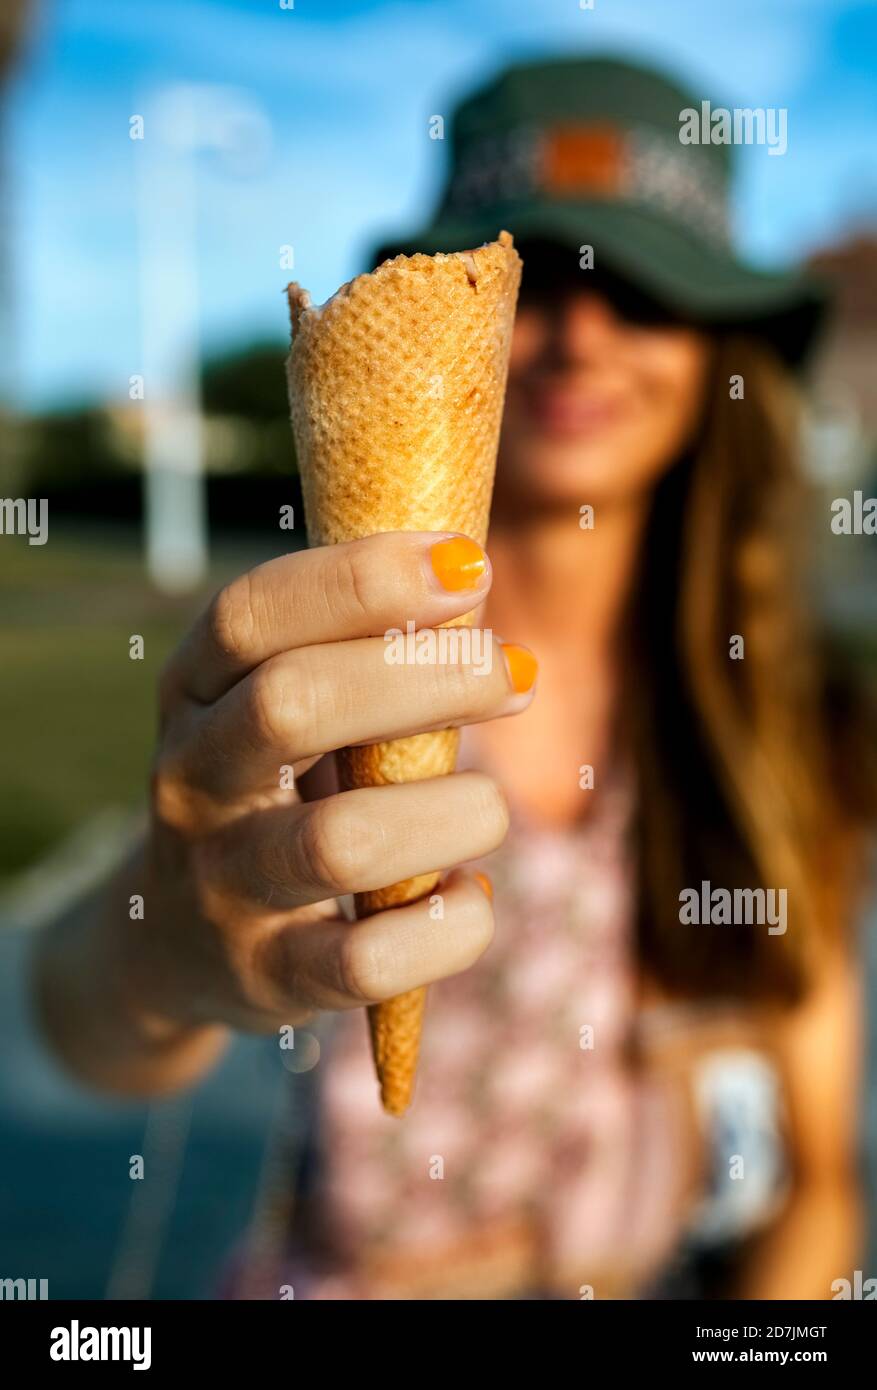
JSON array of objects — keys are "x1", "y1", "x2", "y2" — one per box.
[{"x1": 35, "y1": 57, "x2": 875, "y2": 1299}]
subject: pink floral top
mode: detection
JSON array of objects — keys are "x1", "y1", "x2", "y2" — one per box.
[{"x1": 259, "y1": 732, "x2": 694, "y2": 1299}]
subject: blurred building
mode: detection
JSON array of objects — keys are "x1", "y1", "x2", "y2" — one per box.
[
  {"x1": 806, "y1": 233, "x2": 877, "y2": 484},
  {"x1": 804, "y1": 232, "x2": 877, "y2": 631}
]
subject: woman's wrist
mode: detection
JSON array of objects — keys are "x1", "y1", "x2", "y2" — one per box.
[{"x1": 32, "y1": 841, "x2": 229, "y2": 1096}]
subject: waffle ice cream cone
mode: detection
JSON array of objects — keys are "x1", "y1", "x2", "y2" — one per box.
[{"x1": 285, "y1": 231, "x2": 521, "y2": 1115}]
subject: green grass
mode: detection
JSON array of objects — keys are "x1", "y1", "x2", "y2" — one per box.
[{"x1": 0, "y1": 524, "x2": 283, "y2": 883}]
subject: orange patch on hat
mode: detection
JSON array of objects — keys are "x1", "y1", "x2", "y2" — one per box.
[{"x1": 539, "y1": 124, "x2": 624, "y2": 196}]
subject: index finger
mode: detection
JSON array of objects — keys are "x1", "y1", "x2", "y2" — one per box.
[{"x1": 163, "y1": 531, "x2": 491, "y2": 706}]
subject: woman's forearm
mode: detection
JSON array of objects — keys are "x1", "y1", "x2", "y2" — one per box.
[
  {"x1": 31, "y1": 843, "x2": 229, "y2": 1097},
  {"x1": 732, "y1": 1177, "x2": 862, "y2": 1300}
]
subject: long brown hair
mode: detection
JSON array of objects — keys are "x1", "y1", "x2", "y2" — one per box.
[{"x1": 629, "y1": 335, "x2": 875, "y2": 1005}]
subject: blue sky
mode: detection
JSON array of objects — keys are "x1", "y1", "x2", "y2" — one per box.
[{"x1": 6, "y1": 0, "x2": 877, "y2": 409}]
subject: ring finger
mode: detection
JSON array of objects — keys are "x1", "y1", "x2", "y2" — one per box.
[{"x1": 205, "y1": 771, "x2": 509, "y2": 911}]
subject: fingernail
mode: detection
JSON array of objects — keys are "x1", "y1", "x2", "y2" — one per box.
[
  {"x1": 473, "y1": 871, "x2": 493, "y2": 901},
  {"x1": 429, "y1": 536, "x2": 487, "y2": 592},
  {"x1": 501, "y1": 643, "x2": 538, "y2": 694}
]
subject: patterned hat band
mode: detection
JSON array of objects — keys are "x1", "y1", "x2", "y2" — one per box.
[{"x1": 444, "y1": 121, "x2": 731, "y2": 249}]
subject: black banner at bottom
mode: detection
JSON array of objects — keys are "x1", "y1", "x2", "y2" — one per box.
[{"x1": 1, "y1": 1297, "x2": 872, "y2": 1373}]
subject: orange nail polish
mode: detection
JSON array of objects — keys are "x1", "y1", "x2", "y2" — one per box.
[
  {"x1": 501, "y1": 643, "x2": 538, "y2": 694},
  {"x1": 430, "y1": 536, "x2": 487, "y2": 592},
  {"x1": 474, "y1": 871, "x2": 493, "y2": 901}
]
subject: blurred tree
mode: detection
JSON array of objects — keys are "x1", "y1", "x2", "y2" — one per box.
[
  {"x1": 24, "y1": 409, "x2": 127, "y2": 489},
  {"x1": 200, "y1": 342, "x2": 290, "y2": 422},
  {"x1": 200, "y1": 342, "x2": 297, "y2": 477}
]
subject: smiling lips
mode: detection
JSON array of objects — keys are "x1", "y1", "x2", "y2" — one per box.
[{"x1": 524, "y1": 389, "x2": 624, "y2": 436}]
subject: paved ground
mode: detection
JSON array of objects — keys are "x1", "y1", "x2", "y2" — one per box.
[
  {"x1": 1, "y1": 898, "x2": 875, "y2": 1299},
  {"x1": 0, "y1": 922, "x2": 287, "y2": 1298}
]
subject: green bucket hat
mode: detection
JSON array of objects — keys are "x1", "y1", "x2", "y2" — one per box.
[{"x1": 373, "y1": 56, "x2": 826, "y2": 365}]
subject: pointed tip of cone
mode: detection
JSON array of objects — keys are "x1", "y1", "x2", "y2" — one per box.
[
  {"x1": 368, "y1": 988, "x2": 426, "y2": 1118},
  {"x1": 380, "y1": 1087, "x2": 411, "y2": 1118}
]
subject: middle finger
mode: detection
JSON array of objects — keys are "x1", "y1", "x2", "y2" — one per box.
[{"x1": 171, "y1": 632, "x2": 538, "y2": 802}]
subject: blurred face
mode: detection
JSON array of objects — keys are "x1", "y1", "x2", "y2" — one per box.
[{"x1": 497, "y1": 247, "x2": 712, "y2": 513}]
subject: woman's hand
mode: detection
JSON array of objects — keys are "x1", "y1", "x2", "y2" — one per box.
[{"x1": 36, "y1": 532, "x2": 536, "y2": 1093}]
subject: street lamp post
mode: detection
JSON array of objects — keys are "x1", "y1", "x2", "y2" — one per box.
[{"x1": 136, "y1": 83, "x2": 270, "y2": 593}]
